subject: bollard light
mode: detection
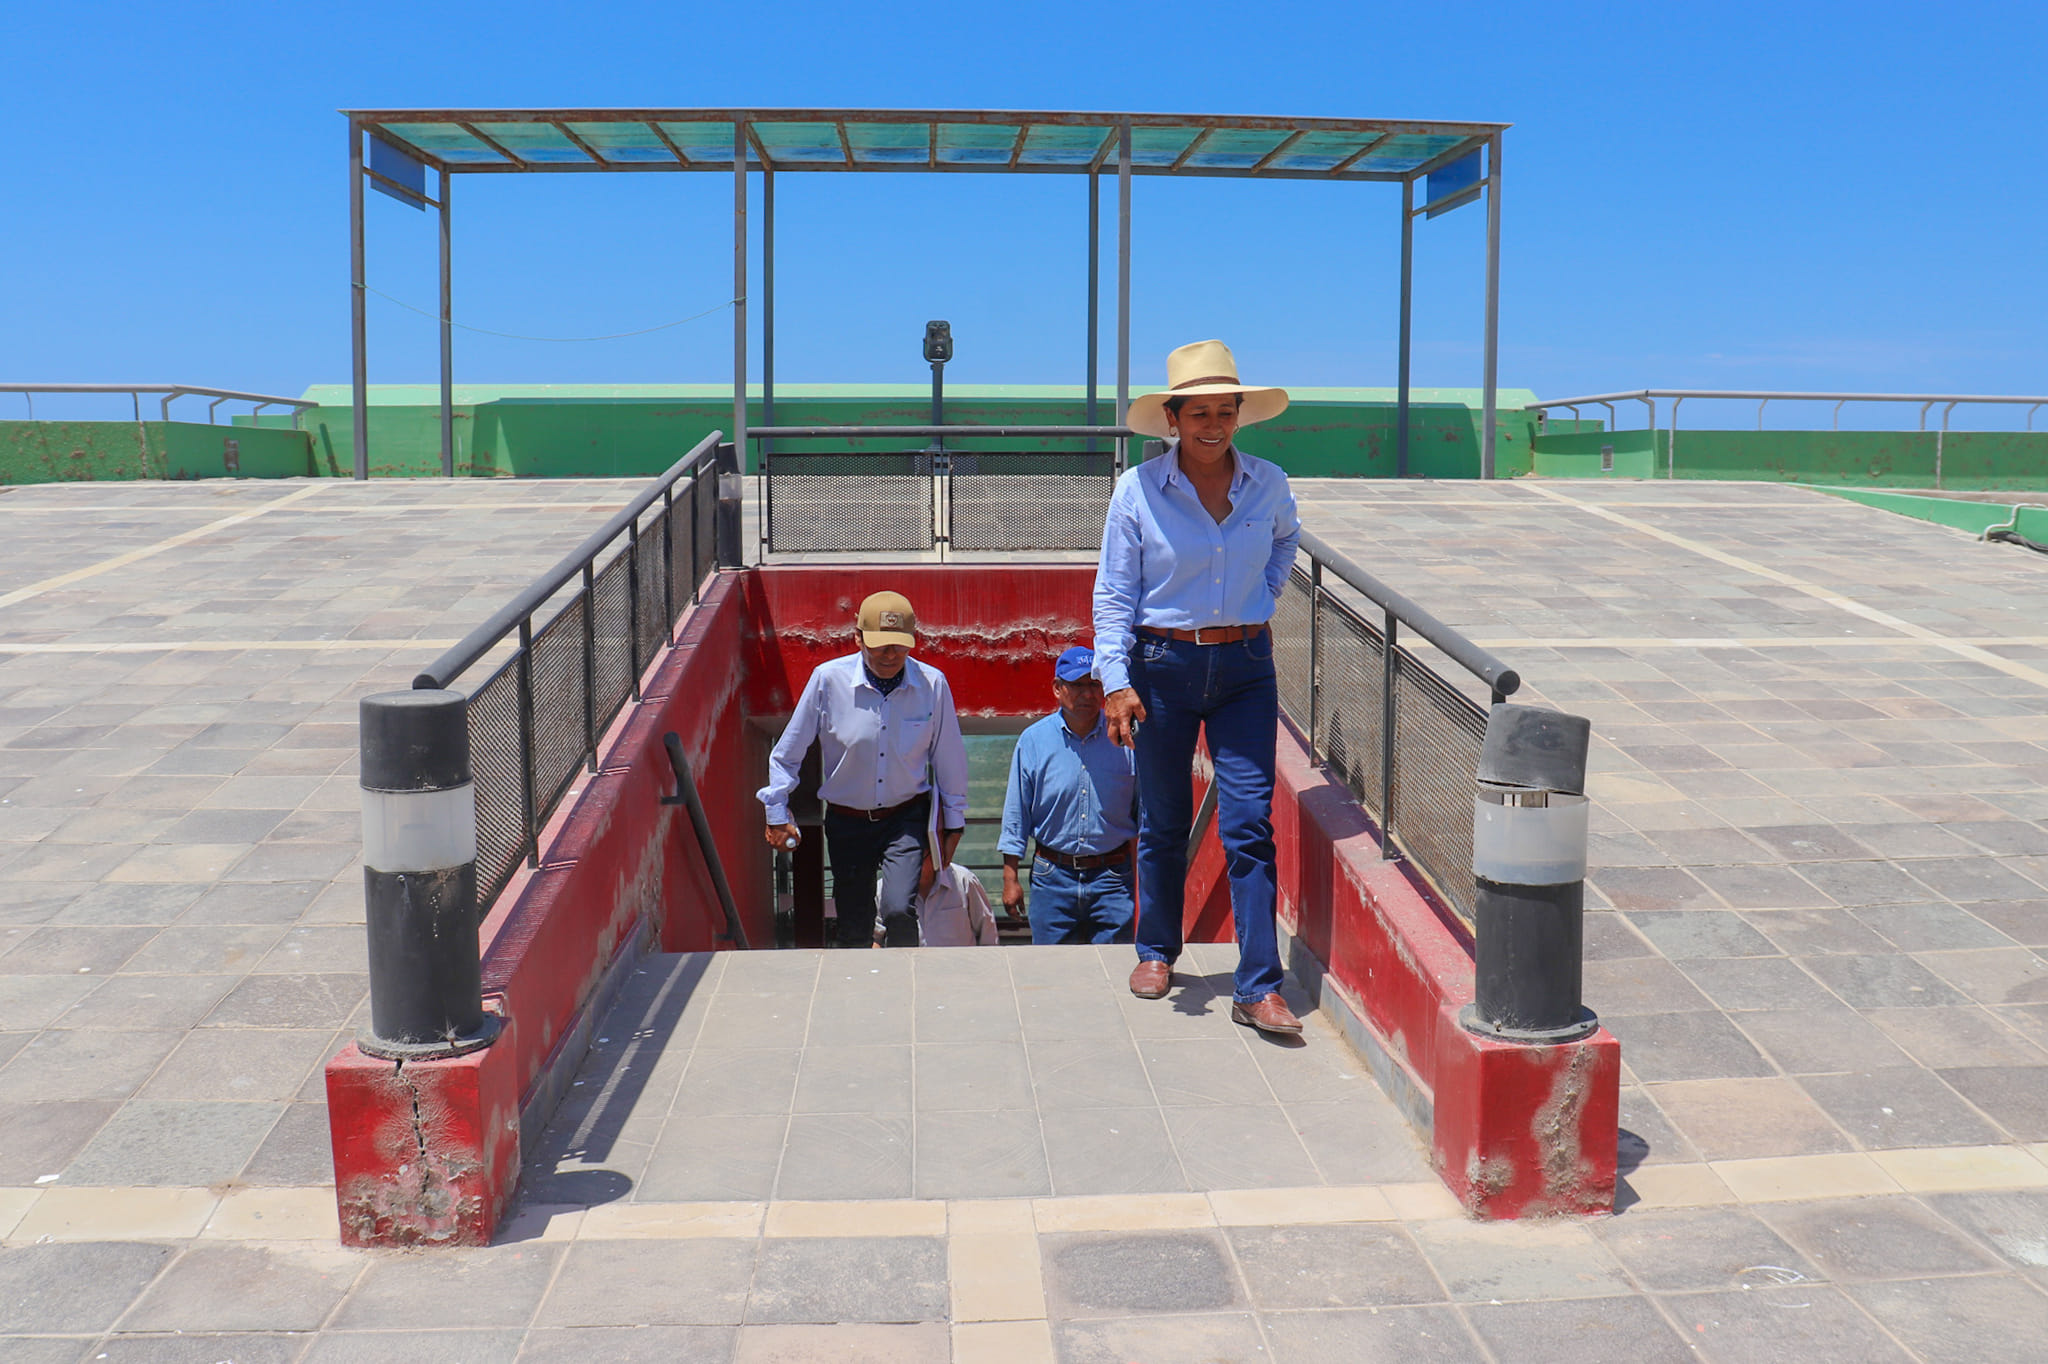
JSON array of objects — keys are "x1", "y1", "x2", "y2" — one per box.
[
  {"x1": 1460, "y1": 703, "x2": 1599, "y2": 1044},
  {"x1": 358, "y1": 688, "x2": 500, "y2": 1059}
]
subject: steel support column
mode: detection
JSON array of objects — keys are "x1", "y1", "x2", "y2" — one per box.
[
  {"x1": 438, "y1": 165, "x2": 454, "y2": 478},
  {"x1": 1479, "y1": 134, "x2": 1502, "y2": 481},
  {"x1": 1397, "y1": 177, "x2": 1414, "y2": 479},
  {"x1": 762, "y1": 167, "x2": 775, "y2": 455},
  {"x1": 349, "y1": 119, "x2": 368, "y2": 481},
  {"x1": 1116, "y1": 124, "x2": 1132, "y2": 444},
  {"x1": 1086, "y1": 168, "x2": 1099, "y2": 452},
  {"x1": 732, "y1": 121, "x2": 749, "y2": 474}
]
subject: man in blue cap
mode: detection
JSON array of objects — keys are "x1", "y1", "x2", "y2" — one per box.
[{"x1": 998, "y1": 646, "x2": 1140, "y2": 944}]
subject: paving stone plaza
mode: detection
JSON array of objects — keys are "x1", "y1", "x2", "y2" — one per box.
[{"x1": 0, "y1": 477, "x2": 2046, "y2": 1361}]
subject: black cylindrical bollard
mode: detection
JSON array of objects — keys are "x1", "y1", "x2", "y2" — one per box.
[
  {"x1": 358, "y1": 689, "x2": 501, "y2": 1059},
  {"x1": 1460, "y1": 704, "x2": 1599, "y2": 1044},
  {"x1": 714, "y1": 441, "x2": 743, "y2": 568}
]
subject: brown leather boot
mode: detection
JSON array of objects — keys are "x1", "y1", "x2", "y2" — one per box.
[
  {"x1": 1128, "y1": 960, "x2": 1171, "y2": 1000},
  {"x1": 1231, "y1": 993, "x2": 1304, "y2": 1036}
]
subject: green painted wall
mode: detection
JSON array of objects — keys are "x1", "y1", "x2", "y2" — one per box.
[
  {"x1": 1531, "y1": 428, "x2": 1658, "y2": 479},
  {"x1": 1806, "y1": 486, "x2": 2048, "y2": 539},
  {"x1": 1530, "y1": 427, "x2": 2048, "y2": 489},
  {"x1": 275, "y1": 384, "x2": 1541, "y2": 480},
  {"x1": 0, "y1": 420, "x2": 314, "y2": 484}
]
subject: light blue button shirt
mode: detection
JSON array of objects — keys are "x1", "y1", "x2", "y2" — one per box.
[
  {"x1": 758, "y1": 654, "x2": 969, "y2": 829},
  {"x1": 1091, "y1": 443, "x2": 1301, "y2": 693},
  {"x1": 998, "y1": 710, "x2": 1139, "y2": 859}
]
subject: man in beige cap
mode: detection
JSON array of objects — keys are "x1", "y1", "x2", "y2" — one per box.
[{"x1": 759, "y1": 590, "x2": 968, "y2": 947}]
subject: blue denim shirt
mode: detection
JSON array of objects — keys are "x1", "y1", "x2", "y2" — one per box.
[
  {"x1": 997, "y1": 710, "x2": 1139, "y2": 859},
  {"x1": 1091, "y1": 443, "x2": 1301, "y2": 693},
  {"x1": 758, "y1": 654, "x2": 969, "y2": 828}
]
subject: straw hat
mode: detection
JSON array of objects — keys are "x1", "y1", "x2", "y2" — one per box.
[{"x1": 1125, "y1": 339, "x2": 1289, "y2": 440}]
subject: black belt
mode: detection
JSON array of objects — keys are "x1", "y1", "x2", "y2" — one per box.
[
  {"x1": 1137, "y1": 623, "x2": 1269, "y2": 645},
  {"x1": 1035, "y1": 841, "x2": 1133, "y2": 870},
  {"x1": 826, "y1": 795, "x2": 925, "y2": 822}
]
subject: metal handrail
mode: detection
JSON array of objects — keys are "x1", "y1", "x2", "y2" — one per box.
[
  {"x1": 0, "y1": 382, "x2": 318, "y2": 428},
  {"x1": 415, "y1": 431, "x2": 723, "y2": 689},
  {"x1": 1527, "y1": 389, "x2": 2048, "y2": 433},
  {"x1": 1298, "y1": 529, "x2": 1519, "y2": 700},
  {"x1": 749, "y1": 425, "x2": 1135, "y2": 440}
]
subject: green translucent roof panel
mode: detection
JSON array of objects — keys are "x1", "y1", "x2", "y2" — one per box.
[{"x1": 352, "y1": 110, "x2": 1504, "y2": 181}]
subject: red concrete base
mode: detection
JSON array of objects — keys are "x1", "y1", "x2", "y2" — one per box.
[{"x1": 1261, "y1": 721, "x2": 1620, "y2": 1219}]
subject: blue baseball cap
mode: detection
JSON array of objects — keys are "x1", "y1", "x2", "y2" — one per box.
[{"x1": 1053, "y1": 646, "x2": 1095, "y2": 682}]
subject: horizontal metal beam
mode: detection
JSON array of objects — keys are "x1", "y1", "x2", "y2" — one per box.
[
  {"x1": 749, "y1": 424, "x2": 1133, "y2": 439},
  {"x1": 423, "y1": 158, "x2": 1408, "y2": 184},
  {"x1": 1299, "y1": 528, "x2": 1520, "y2": 698},
  {"x1": 0, "y1": 383, "x2": 314, "y2": 411},
  {"x1": 1528, "y1": 388, "x2": 2048, "y2": 409},
  {"x1": 362, "y1": 166, "x2": 441, "y2": 208},
  {"x1": 346, "y1": 107, "x2": 1509, "y2": 139}
]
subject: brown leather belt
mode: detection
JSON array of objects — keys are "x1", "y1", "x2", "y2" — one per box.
[
  {"x1": 1137, "y1": 622, "x2": 1270, "y2": 646},
  {"x1": 1034, "y1": 840, "x2": 1133, "y2": 870},
  {"x1": 826, "y1": 795, "x2": 925, "y2": 822}
]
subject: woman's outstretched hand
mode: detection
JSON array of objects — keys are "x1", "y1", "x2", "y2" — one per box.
[{"x1": 1106, "y1": 687, "x2": 1147, "y2": 749}]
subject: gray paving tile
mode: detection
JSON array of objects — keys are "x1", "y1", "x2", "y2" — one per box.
[
  {"x1": 1042, "y1": 1230, "x2": 1241, "y2": 1317},
  {"x1": 1028, "y1": 1037, "x2": 1152, "y2": 1110},
  {"x1": 240, "y1": 1100, "x2": 335, "y2": 1185},
  {"x1": 912, "y1": 1108, "x2": 1049, "y2": 1199},
  {"x1": 1583, "y1": 958, "x2": 1716, "y2": 1016},
  {"x1": 1407, "y1": 1217, "x2": 1634, "y2": 1302},
  {"x1": 0, "y1": 1028, "x2": 179, "y2": 1102},
  {"x1": 1041, "y1": 1106, "x2": 1186, "y2": 1196},
  {"x1": 537, "y1": 1239, "x2": 754, "y2": 1327},
  {"x1": 0, "y1": 925, "x2": 155, "y2": 976},
  {"x1": 1742, "y1": 907, "x2": 1893, "y2": 956},
  {"x1": 1847, "y1": 1274, "x2": 2048, "y2": 1364},
  {"x1": 1624, "y1": 911, "x2": 1778, "y2": 959},
  {"x1": 302, "y1": 1329, "x2": 526, "y2": 1363},
  {"x1": 1015, "y1": 984, "x2": 1128, "y2": 1041},
  {"x1": 120, "y1": 1243, "x2": 362, "y2": 1332},
  {"x1": 696, "y1": 992, "x2": 812, "y2": 1049},
  {"x1": 1227, "y1": 1223, "x2": 1442, "y2": 1308},
  {"x1": 65, "y1": 1099, "x2": 282, "y2": 1186},
  {"x1": 1732, "y1": 1006, "x2": 1916, "y2": 1075},
  {"x1": 1936, "y1": 1066, "x2": 2048, "y2": 1140},
  {"x1": 1925, "y1": 1189, "x2": 2048, "y2": 1272},
  {"x1": 0, "y1": 1241, "x2": 173, "y2": 1332},
  {"x1": 1658, "y1": 1284, "x2": 1914, "y2": 1361},
  {"x1": 792, "y1": 1045, "x2": 912, "y2": 1115},
  {"x1": 1797, "y1": 1068, "x2": 2006, "y2": 1148},
  {"x1": 774, "y1": 1113, "x2": 912, "y2": 1200},
  {"x1": 331, "y1": 1243, "x2": 559, "y2": 1329},
  {"x1": 0, "y1": 1101, "x2": 117, "y2": 1183},
  {"x1": 200, "y1": 972, "x2": 367, "y2": 1027},
  {"x1": 176, "y1": 881, "x2": 325, "y2": 925},
  {"x1": 91, "y1": 1333, "x2": 307, "y2": 1363},
  {"x1": 1759, "y1": 1195, "x2": 2005, "y2": 1280},
  {"x1": 1856, "y1": 901, "x2": 2018, "y2": 951},
  {"x1": 121, "y1": 924, "x2": 285, "y2": 974},
  {"x1": 671, "y1": 1048, "x2": 799, "y2": 1117},
  {"x1": 1676, "y1": 956, "x2": 1837, "y2": 1011},
  {"x1": 1868, "y1": 1006, "x2": 2048, "y2": 1068},
  {"x1": 1056, "y1": 1313, "x2": 1269, "y2": 1364},
  {"x1": 519, "y1": 1325, "x2": 737, "y2": 1364},
  {"x1": 1464, "y1": 1295, "x2": 1697, "y2": 1364},
  {"x1": 1287, "y1": 1097, "x2": 1435, "y2": 1183},
  {"x1": 1260, "y1": 1305, "x2": 1482, "y2": 1363},
  {"x1": 1595, "y1": 1205, "x2": 1823, "y2": 1291},
  {"x1": 745, "y1": 1236, "x2": 945, "y2": 1324},
  {"x1": 914, "y1": 1041, "x2": 1032, "y2": 1111},
  {"x1": 49, "y1": 882, "x2": 205, "y2": 926},
  {"x1": 139, "y1": 1027, "x2": 332, "y2": 1101},
  {"x1": 46, "y1": 973, "x2": 237, "y2": 1030},
  {"x1": 1915, "y1": 946, "x2": 2048, "y2": 1006},
  {"x1": 1800, "y1": 953, "x2": 1970, "y2": 1008},
  {"x1": 1601, "y1": 1012, "x2": 1773, "y2": 1082},
  {"x1": 1162, "y1": 1103, "x2": 1323, "y2": 1190},
  {"x1": 633, "y1": 1115, "x2": 786, "y2": 1202}
]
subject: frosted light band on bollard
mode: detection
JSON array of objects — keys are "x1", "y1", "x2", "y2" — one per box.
[
  {"x1": 1472, "y1": 789, "x2": 1588, "y2": 887},
  {"x1": 362, "y1": 784, "x2": 478, "y2": 874},
  {"x1": 358, "y1": 688, "x2": 501, "y2": 1061}
]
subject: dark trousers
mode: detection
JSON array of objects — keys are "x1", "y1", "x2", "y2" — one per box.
[
  {"x1": 1128, "y1": 631, "x2": 1283, "y2": 1004},
  {"x1": 823, "y1": 795, "x2": 929, "y2": 948}
]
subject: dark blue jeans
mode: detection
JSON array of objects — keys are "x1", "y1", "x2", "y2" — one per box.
[
  {"x1": 1027, "y1": 857, "x2": 1135, "y2": 944},
  {"x1": 823, "y1": 795, "x2": 928, "y2": 948},
  {"x1": 1128, "y1": 631, "x2": 1282, "y2": 1004}
]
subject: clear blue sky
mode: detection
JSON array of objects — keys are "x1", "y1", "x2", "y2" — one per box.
[{"x1": 5, "y1": 1, "x2": 2043, "y2": 426}]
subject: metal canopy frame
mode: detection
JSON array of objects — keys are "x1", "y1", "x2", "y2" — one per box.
[{"x1": 342, "y1": 107, "x2": 1510, "y2": 481}]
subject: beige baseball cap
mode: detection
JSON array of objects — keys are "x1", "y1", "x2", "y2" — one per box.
[{"x1": 857, "y1": 591, "x2": 917, "y2": 648}]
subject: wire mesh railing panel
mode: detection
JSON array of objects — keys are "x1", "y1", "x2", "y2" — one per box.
[
  {"x1": 1391, "y1": 646, "x2": 1487, "y2": 925},
  {"x1": 528, "y1": 597, "x2": 590, "y2": 819},
  {"x1": 632, "y1": 527, "x2": 666, "y2": 669},
  {"x1": 665, "y1": 493, "x2": 695, "y2": 617},
  {"x1": 1272, "y1": 568, "x2": 1313, "y2": 734},
  {"x1": 948, "y1": 452, "x2": 1115, "y2": 551},
  {"x1": 693, "y1": 468, "x2": 717, "y2": 588},
  {"x1": 1313, "y1": 595, "x2": 1387, "y2": 821},
  {"x1": 589, "y1": 552, "x2": 635, "y2": 722},
  {"x1": 766, "y1": 452, "x2": 933, "y2": 553},
  {"x1": 467, "y1": 657, "x2": 528, "y2": 908}
]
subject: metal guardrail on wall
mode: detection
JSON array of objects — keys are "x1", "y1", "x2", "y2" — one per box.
[
  {"x1": 750, "y1": 424, "x2": 1132, "y2": 555},
  {"x1": 0, "y1": 382, "x2": 317, "y2": 427},
  {"x1": 413, "y1": 432, "x2": 725, "y2": 907},
  {"x1": 1273, "y1": 529, "x2": 1520, "y2": 927}
]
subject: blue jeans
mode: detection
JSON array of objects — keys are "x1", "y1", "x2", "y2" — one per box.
[
  {"x1": 1028, "y1": 857, "x2": 1135, "y2": 944},
  {"x1": 1128, "y1": 631, "x2": 1282, "y2": 1004}
]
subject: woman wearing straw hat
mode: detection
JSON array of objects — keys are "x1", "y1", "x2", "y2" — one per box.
[{"x1": 1093, "y1": 339, "x2": 1304, "y2": 1037}]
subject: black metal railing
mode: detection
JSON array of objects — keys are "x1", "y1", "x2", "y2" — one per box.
[
  {"x1": 414, "y1": 432, "x2": 727, "y2": 908},
  {"x1": 749, "y1": 424, "x2": 1132, "y2": 554},
  {"x1": 1273, "y1": 529, "x2": 1521, "y2": 927}
]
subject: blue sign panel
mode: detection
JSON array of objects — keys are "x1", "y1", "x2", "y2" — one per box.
[
  {"x1": 1424, "y1": 148, "x2": 1482, "y2": 219},
  {"x1": 368, "y1": 135, "x2": 428, "y2": 210}
]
